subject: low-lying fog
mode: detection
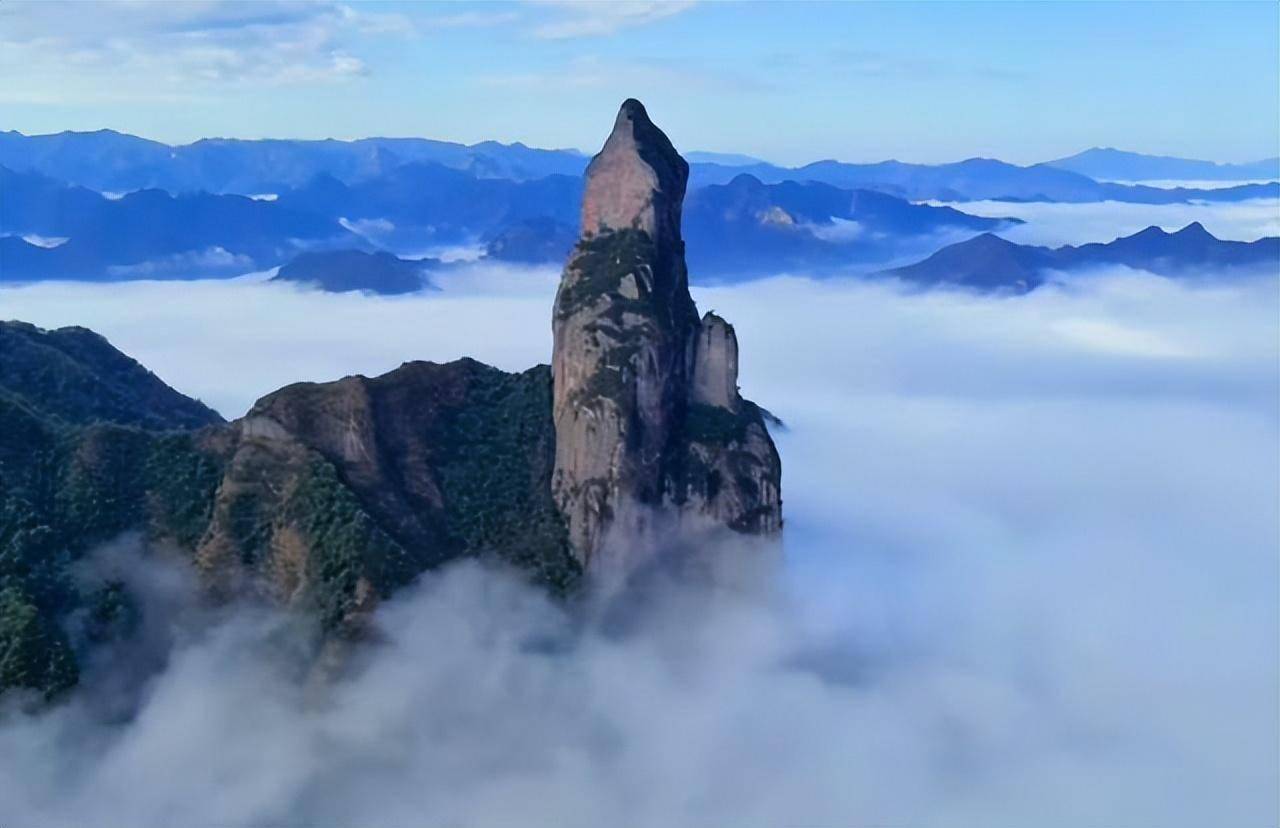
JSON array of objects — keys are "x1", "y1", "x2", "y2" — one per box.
[
  {"x1": 1, "y1": 201, "x2": 1277, "y2": 825},
  {"x1": 928, "y1": 196, "x2": 1280, "y2": 247}
]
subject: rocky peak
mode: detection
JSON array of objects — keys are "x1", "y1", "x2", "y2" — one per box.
[
  {"x1": 690, "y1": 312, "x2": 739, "y2": 410},
  {"x1": 552, "y1": 99, "x2": 782, "y2": 572},
  {"x1": 580, "y1": 98, "x2": 688, "y2": 244}
]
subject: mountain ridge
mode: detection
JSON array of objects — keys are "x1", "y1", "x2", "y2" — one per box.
[
  {"x1": 1045, "y1": 147, "x2": 1280, "y2": 182},
  {"x1": 885, "y1": 223, "x2": 1280, "y2": 292}
]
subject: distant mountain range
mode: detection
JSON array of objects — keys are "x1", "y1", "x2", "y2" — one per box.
[
  {"x1": 684, "y1": 151, "x2": 768, "y2": 167},
  {"x1": 2, "y1": 162, "x2": 1021, "y2": 283},
  {"x1": 274, "y1": 163, "x2": 582, "y2": 248},
  {"x1": 488, "y1": 173, "x2": 1024, "y2": 277},
  {"x1": 884, "y1": 222, "x2": 1280, "y2": 292},
  {"x1": 2, "y1": 128, "x2": 1277, "y2": 287},
  {"x1": 679, "y1": 174, "x2": 1018, "y2": 278},
  {"x1": 0, "y1": 166, "x2": 354, "y2": 280},
  {"x1": 0, "y1": 128, "x2": 589, "y2": 194},
  {"x1": 688, "y1": 157, "x2": 1278, "y2": 203},
  {"x1": 1045, "y1": 148, "x2": 1280, "y2": 182},
  {"x1": 2, "y1": 129, "x2": 1275, "y2": 205}
]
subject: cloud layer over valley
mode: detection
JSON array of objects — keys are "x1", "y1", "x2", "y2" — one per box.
[
  {"x1": 0, "y1": 235, "x2": 1276, "y2": 825},
  {"x1": 935, "y1": 196, "x2": 1280, "y2": 248}
]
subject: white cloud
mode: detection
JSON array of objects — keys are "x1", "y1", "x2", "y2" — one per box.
[
  {"x1": 927, "y1": 197, "x2": 1280, "y2": 247},
  {"x1": 15, "y1": 233, "x2": 69, "y2": 249},
  {"x1": 103, "y1": 247, "x2": 256, "y2": 280},
  {"x1": 530, "y1": 1, "x2": 696, "y2": 39},
  {"x1": 0, "y1": 249, "x2": 1276, "y2": 824},
  {"x1": 1099, "y1": 179, "x2": 1279, "y2": 190},
  {"x1": 0, "y1": 1, "x2": 407, "y2": 101}
]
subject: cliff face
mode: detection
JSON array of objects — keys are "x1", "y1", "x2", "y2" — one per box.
[{"x1": 551, "y1": 100, "x2": 782, "y2": 570}]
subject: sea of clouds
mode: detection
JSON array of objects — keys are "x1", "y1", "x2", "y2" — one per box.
[
  {"x1": 928, "y1": 196, "x2": 1280, "y2": 248},
  {"x1": 0, "y1": 198, "x2": 1277, "y2": 826}
]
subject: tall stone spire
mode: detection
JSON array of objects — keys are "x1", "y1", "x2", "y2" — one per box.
[{"x1": 551, "y1": 99, "x2": 781, "y2": 572}]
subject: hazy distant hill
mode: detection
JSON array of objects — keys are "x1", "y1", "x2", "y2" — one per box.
[
  {"x1": 685, "y1": 151, "x2": 769, "y2": 166},
  {"x1": 275, "y1": 163, "x2": 583, "y2": 243},
  {"x1": 678, "y1": 174, "x2": 1018, "y2": 277},
  {"x1": 6, "y1": 128, "x2": 1278, "y2": 285},
  {"x1": 0, "y1": 129, "x2": 590, "y2": 195},
  {"x1": 4, "y1": 129, "x2": 1277, "y2": 206},
  {"x1": 1045, "y1": 148, "x2": 1280, "y2": 182},
  {"x1": 884, "y1": 222, "x2": 1280, "y2": 292},
  {"x1": 482, "y1": 173, "x2": 1021, "y2": 277},
  {"x1": 5, "y1": 156, "x2": 1030, "y2": 282},
  {"x1": 271, "y1": 249, "x2": 437, "y2": 294},
  {"x1": 690, "y1": 157, "x2": 1280, "y2": 203},
  {"x1": 1, "y1": 166, "x2": 353, "y2": 280}
]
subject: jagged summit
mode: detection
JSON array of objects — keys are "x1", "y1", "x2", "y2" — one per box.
[
  {"x1": 580, "y1": 98, "x2": 689, "y2": 243},
  {"x1": 552, "y1": 99, "x2": 782, "y2": 572}
]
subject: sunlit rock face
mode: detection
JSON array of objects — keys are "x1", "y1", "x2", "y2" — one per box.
[{"x1": 551, "y1": 99, "x2": 782, "y2": 572}]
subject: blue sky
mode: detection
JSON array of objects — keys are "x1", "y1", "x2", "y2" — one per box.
[{"x1": 1, "y1": 1, "x2": 1276, "y2": 165}]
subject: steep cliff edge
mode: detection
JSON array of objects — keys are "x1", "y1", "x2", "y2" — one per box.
[{"x1": 551, "y1": 99, "x2": 782, "y2": 570}]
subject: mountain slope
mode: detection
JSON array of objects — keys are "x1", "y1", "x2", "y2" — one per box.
[
  {"x1": 0, "y1": 334, "x2": 580, "y2": 699},
  {"x1": 0, "y1": 321, "x2": 223, "y2": 429},
  {"x1": 0, "y1": 321, "x2": 224, "y2": 699}
]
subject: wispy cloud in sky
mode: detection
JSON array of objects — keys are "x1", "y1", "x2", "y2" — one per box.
[
  {"x1": 0, "y1": 1, "x2": 1275, "y2": 172},
  {"x1": 0, "y1": 1, "x2": 406, "y2": 100},
  {"x1": 530, "y1": 1, "x2": 696, "y2": 40}
]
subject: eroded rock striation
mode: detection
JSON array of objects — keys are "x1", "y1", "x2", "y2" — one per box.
[{"x1": 551, "y1": 99, "x2": 782, "y2": 570}]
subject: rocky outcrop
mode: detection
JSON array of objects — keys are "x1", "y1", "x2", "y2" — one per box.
[
  {"x1": 690, "y1": 312, "x2": 738, "y2": 410},
  {"x1": 551, "y1": 99, "x2": 782, "y2": 571},
  {"x1": 195, "y1": 359, "x2": 580, "y2": 628}
]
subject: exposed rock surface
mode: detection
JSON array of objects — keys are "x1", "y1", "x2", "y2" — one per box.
[
  {"x1": 690, "y1": 313, "x2": 739, "y2": 410},
  {"x1": 551, "y1": 99, "x2": 782, "y2": 570},
  {"x1": 195, "y1": 359, "x2": 578, "y2": 628}
]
